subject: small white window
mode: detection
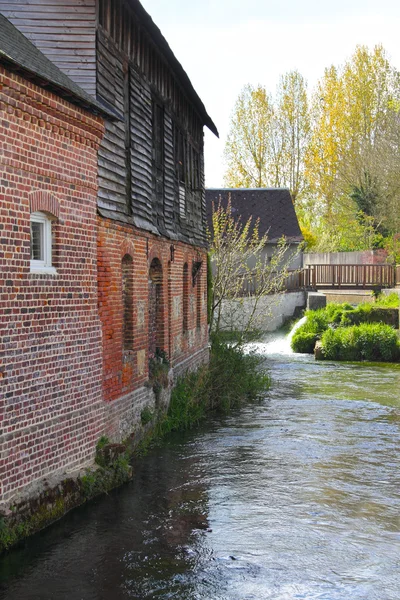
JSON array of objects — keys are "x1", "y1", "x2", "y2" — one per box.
[{"x1": 30, "y1": 212, "x2": 56, "y2": 274}]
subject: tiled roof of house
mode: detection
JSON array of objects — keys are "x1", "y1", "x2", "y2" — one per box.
[
  {"x1": 0, "y1": 13, "x2": 114, "y2": 118},
  {"x1": 205, "y1": 188, "x2": 303, "y2": 243}
]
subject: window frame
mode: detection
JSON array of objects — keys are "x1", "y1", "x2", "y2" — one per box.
[{"x1": 30, "y1": 211, "x2": 56, "y2": 274}]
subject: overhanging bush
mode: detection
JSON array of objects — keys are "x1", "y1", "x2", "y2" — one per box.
[{"x1": 320, "y1": 323, "x2": 400, "y2": 362}]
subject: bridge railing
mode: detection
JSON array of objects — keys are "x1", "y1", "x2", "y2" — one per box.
[
  {"x1": 308, "y1": 264, "x2": 395, "y2": 289},
  {"x1": 238, "y1": 264, "x2": 396, "y2": 296}
]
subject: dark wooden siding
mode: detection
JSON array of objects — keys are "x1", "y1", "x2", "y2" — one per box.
[
  {"x1": 97, "y1": 31, "x2": 128, "y2": 213},
  {"x1": 129, "y1": 65, "x2": 154, "y2": 231},
  {"x1": 0, "y1": 0, "x2": 97, "y2": 96},
  {"x1": 97, "y1": 0, "x2": 207, "y2": 246}
]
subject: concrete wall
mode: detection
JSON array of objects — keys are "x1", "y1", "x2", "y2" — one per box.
[
  {"x1": 304, "y1": 250, "x2": 389, "y2": 266},
  {"x1": 218, "y1": 291, "x2": 306, "y2": 333}
]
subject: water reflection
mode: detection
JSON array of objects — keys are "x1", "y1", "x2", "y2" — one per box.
[{"x1": 1, "y1": 332, "x2": 400, "y2": 599}]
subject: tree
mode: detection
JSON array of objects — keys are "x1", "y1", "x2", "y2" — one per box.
[
  {"x1": 208, "y1": 197, "x2": 297, "y2": 343},
  {"x1": 275, "y1": 71, "x2": 311, "y2": 204},
  {"x1": 305, "y1": 65, "x2": 347, "y2": 228},
  {"x1": 224, "y1": 84, "x2": 274, "y2": 188},
  {"x1": 224, "y1": 73, "x2": 311, "y2": 204},
  {"x1": 305, "y1": 45, "x2": 400, "y2": 247}
]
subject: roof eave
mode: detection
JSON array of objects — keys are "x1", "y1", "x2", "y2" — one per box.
[{"x1": 0, "y1": 53, "x2": 116, "y2": 120}]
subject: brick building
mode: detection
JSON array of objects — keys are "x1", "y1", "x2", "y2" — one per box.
[
  {"x1": 0, "y1": 14, "x2": 110, "y2": 504},
  {"x1": 0, "y1": 1, "x2": 217, "y2": 509}
]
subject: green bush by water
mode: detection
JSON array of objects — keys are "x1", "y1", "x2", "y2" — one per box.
[
  {"x1": 375, "y1": 292, "x2": 400, "y2": 308},
  {"x1": 291, "y1": 298, "x2": 399, "y2": 355},
  {"x1": 165, "y1": 337, "x2": 270, "y2": 430},
  {"x1": 320, "y1": 323, "x2": 400, "y2": 362},
  {"x1": 291, "y1": 331, "x2": 319, "y2": 354}
]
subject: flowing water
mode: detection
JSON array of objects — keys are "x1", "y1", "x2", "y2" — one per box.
[{"x1": 1, "y1": 331, "x2": 400, "y2": 600}]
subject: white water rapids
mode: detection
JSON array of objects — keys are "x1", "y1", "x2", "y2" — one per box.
[{"x1": 248, "y1": 315, "x2": 308, "y2": 356}]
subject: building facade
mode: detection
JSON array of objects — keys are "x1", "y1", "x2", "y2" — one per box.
[
  {"x1": 0, "y1": 14, "x2": 109, "y2": 503},
  {"x1": 0, "y1": 2, "x2": 216, "y2": 508}
]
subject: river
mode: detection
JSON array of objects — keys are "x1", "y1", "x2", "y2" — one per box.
[{"x1": 1, "y1": 332, "x2": 400, "y2": 599}]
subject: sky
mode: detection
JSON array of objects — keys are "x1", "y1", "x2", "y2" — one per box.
[{"x1": 141, "y1": 0, "x2": 400, "y2": 188}]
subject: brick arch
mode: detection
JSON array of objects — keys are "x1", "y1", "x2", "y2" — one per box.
[
  {"x1": 29, "y1": 190, "x2": 60, "y2": 218},
  {"x1": 148, "y1": 245, "x2": 164, "y2": 269},
  {"x1": 122, "y1": 254, "x2": 134, "y2": 352},
  {"x1": 120, "y1": 240, "x2": 134, "y2": 259},
  {"x1": 148, "y1": 257, "x2": 165, "y2": 359}
]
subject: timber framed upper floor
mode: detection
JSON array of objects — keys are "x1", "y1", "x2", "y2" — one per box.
[{"x1": 0, "y1": 0, "x2": 218, "y2": 246}]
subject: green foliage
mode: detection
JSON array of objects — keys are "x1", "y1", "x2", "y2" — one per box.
[
  {"x1": 81, "y1": 454, "x2": 131, "y2": 500},
  {"x1": 291, "y1": 331, "x2": 319, "y2": 353},
  {"x1": 165, "y1": 337, "x2": 270, "y2": 428},
  {"x1": 300, "y1": 225, "x2": 317, "y2": 250},
  {"x1": 161, "y1": 368, "x2": 209, "y2": 434},
  {"x1": 140, "y1": 406, "x2": 154, "y2": 426},
  {"x1": 149, "y1": 348, "x2": 170, "y2": 400},
  {"x1": 137, "y1": 337, "x2": 270, "y2": 453},
  {"x1": 291, "y1": 300, "x2": 399, "y2": 353},
  {"x1": 375, "y1": 292, "x2": 400, "y2": 308},
  {"x1": 207, "y1": 335, "x2": 270, "y2": 411},
  {"x1": 320, "y1": 323, "x2": 400, "y2": 362},
  {"x1": 0, "y1": 498, "x2": 65, "y2": 553},
  {"x1": 96, "y1": 436, "x2": 110, "y2": 451},
  {"x1": 383, "y1": 235, "x2": 400, "y2": 264}
]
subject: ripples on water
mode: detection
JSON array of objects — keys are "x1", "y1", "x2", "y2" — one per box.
[{"x1": 1, "y1": 332, "x2": 400, "y2": 600}]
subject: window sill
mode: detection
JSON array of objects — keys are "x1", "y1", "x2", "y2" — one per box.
[{"x1": 30, "y1": 266, "x2": 58, "y2": 276}]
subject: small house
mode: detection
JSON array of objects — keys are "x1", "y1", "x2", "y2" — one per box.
[{"x1": 206, "y1": 188, "x2": 303, "y2": 270}]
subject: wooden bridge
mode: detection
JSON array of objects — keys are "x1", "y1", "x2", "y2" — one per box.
[{"x1": 285, "y1": 264, "x2": 399, "y2": 291}]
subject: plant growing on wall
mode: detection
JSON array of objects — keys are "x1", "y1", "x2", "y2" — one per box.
[{"x1": 208, "y1": 196, "x2": 297, "y2": 343}]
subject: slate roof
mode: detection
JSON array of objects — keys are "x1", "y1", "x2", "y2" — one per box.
[
  {"x1": 205, "y1": 188, "x2": 303, "y2": 244},
  {"x1": 0, "y1": 13, "x2": 114, "y2": 119}
]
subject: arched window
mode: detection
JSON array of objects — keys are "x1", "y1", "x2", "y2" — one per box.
[
  {"x1": 122, "y1": 254, "x2": 134, "y2": 351},
  {"x1": 196, "y1": 271, "x2": 201, "y2": 330},
  {"x1": 182, "y1": 263, "x2": 189, "y2": 333},
  {"x1": 149, "y1": 258, "x2": 164, "y2": 358}
]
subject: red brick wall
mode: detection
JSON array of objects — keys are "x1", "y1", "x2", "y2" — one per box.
[
  {"x1": 97, "y1": 217, "x2": 209, "y2": 404},
  {"x1": 0, "y1": 66, "x2": 105, "y2": 504}
]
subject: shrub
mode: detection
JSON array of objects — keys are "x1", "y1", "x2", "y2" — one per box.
[
  {"x1": 320, "y1": 323, "x2": 400, "y2": 362},
  {"x1": 140, "y1": 406, "x2": 154, "y2": 425},
  {"x1": 291, "y1": 331, "x2": 318, "y2": 354},
  {"x1": 291, "y1": 299, "x2": 400, "y2": 355},
  {"x1": 375, "y1": 292, "x2": 400, "y2": 308},
  {"x1": 207, "y1": 336, "x2": 270, "y2": 411}
]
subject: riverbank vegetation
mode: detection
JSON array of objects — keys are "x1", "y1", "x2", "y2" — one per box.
[
  {"x1": 291, "y1": 294, "x2": 400, "y2": 361},
  {"x1": 137, "y1": 336, "x2": 270, "y2": 453},
  {"x1": 320, "y1": 323, "x2": 400, "y2": 362}
]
